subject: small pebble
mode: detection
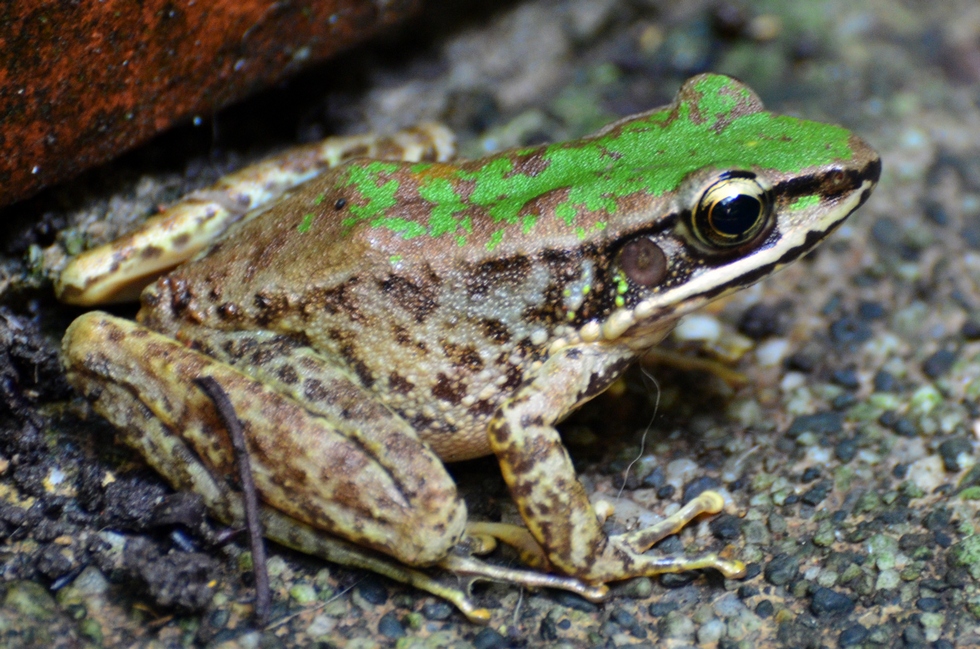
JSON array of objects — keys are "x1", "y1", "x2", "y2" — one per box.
[
  {"x1": 539, "y1": 615, "x2": 558, "y2": 641},
  {"x1": 801, "y1": 467, "x2": 821, "y2": 483},
  {"x1": 738, "y1": 302, "x2": 792, "y2": 339},
  {"x1": 473, "y1": 627, "x2": 507, "y2": 649},
  {"x1": 786, "y1": 412, "x2": 843, "y2": 438},
  {"x1": 894, "y1": 417, "x2": 918, "y2": 437},
  {"x1": 743, "y1": 563, "x2": 762, "y2": 580},
  {"x1": 832, "y1": 393, "x2": 857, "y2": 409},
  {"x1": 355, "y1": 578, "x2": 388, "y2": 606},
  {"x1": 830, "y1": 316, "x2": 873, "y2": 344},
  {"x1": 661, "y1": 572, "x2": 697, "y2": 588},
  {"x1": 648, "y1": 601, "x2": 679, "y2": 617},
  {"x1": 916, "y1": 597, "x2": 943, "y2": 612},
  {"x1": 831, "y1": 368, "x2": 860, "y2": 389},
  {"x1": 709, "y1": 514, "x2": 741, "y2": 540},
  {"x1": 839, "y1": 623, "x2": 869, "y2": 646},
  {"x1": 962, "y1": 320, "x2": 980, "y2": 340},
  {"x1": 873, "y1": 370, "x2": 898, "y2": 392},
  {"x1": 737, "y1": 585, "x2": 759, "y2": 599},
  {"x1": 938, "y1": 437, "x2": 973, "y2": 472},
  {"x1": 835, "y1": 438, "x2": 858, "y2": 463},
  {"x1": 754, "y1": 599, "x2": 774, "y2": 618},
  {"x1": 858, "y1": 301, "x2": 886, "y2": 320},
  {"x1": 642, "y1": 466, "x2": 665, "y2": 489},
  {"x1": 377, "y1": 612, "x2": 405, "y2": 639},
  {"x1": 421, "y1": 601, "x2": 453, "y2": 621},
  {"x1": 810, "y1": 586, "x2": 855, "y2": 616},
  {"x1": 682, "y1": 476, "x2": 721, "y2": 503},
  {"x1": 764, "y1": 554, "x2": 799, "y2": 586},
  {"x1": 903, "y1": 624, "x2": 926, "y2": 644},
  {"x1": 802, "y1": 480, "x2": 833, "y2": 506},
  {"x1": 922, "y1": 348, "x2": 957, "y2": 378},
  {"x1": 923, "y1": 508, "x2": 951, "y2": 530},
  {"x1": 551, "y1": 590, "x2": 597, "y2": 613}
]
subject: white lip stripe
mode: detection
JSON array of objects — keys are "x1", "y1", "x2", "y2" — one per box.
[{"x1": 617, "y1": 179, "x2": 874, "y2": 332}]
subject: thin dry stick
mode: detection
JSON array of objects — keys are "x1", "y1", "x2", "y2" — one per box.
[{"x1": 194, "y1": 375, "x2": 271, "y2": 627}]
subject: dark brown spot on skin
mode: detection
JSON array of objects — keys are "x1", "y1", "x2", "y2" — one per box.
[
  {"x1": 468, "y1": 399, "x2": 497, "y2": 418},
  {"x1": 581, "y1": 356, "x2": 633, "y2": 399},
  {"x1": 502, "y1": 364, "x2": 525, "y2": 390},
  {"x1": 165, "y1": 276, "x2": 193, "y2": 315},
  {"x1": 490, "y1": 421, "x2": 511, "y2": 445},
  {"x1": 520, "y1": 414, "x2": 544, "y2": 428},
  {"x1": 387, "y1": 373, "x2": 414, "y2": 395},
  {"x1": 391, "y1": 324, "x2": 413, "y2": 347},
  {"x1": 106, "y1": 325, "x2": 124, "y2": 343},
  {"x1": 480, "y1": 318, "x2": 511, "y2": 343},
  {"x1": 380, "y1": 275, "x2": 438, "y2": 323},
  {"x1": 465, "y1": 256, "x2": 532, "y2": 298},
  {"x1": 302, "y1": 279, "x2": 362, "y2": 323},
  {"x1": 217, "y1": 302, "x2": 240, "y2": 320},
  {"x1": 254, "y1": 290, "x2": 288, "y2": 326},
  {"x1": 431, "y1": 373, "x2": 465, "y2": 405},
  {"x1": 408, "y1": 412, "x2": 434, "y2": 431},
  {"x1": 304, "y1": 379, "x2": 328, "y2": 402},
  {"x1": 277, "y1": 365, "x2": 299, "y2": 385},
  {"x1": 337, "y1": 342, "x2": 375, "y2": 388},
  {"x1": 441, "y1": 341, "x2": 483, "y2": 371},
  {"x1": 140, "y1": 245, "x2": 163, "y2": 259},
  {"x1": 249, "y1": 348, "x2": 276, "y2": 367},
  {"x1": 172, "y1": 233, "x2": 191, "y2": 249},
  {"x1": 507, "y1": 150, "x2": 551, "y2": 178}
]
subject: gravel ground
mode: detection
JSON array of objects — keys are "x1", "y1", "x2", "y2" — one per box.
[{"x1": 2, "y1": 0, "x2": 980, "y2": 647}]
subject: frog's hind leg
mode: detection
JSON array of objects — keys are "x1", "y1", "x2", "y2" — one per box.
[
  {"x1": 62, "y1": 311, "x2": 467, "y2": 569},
  {"x1": 55, "y1": 124, "x2": 455, "y2": 306}
]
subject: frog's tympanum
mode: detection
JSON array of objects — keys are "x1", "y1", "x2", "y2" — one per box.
[{"x1": 57, "y1": 75, "x2": 880, "y2": 621}]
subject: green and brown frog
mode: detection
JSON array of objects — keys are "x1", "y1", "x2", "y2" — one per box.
[{"x1": 56, "y1": 74, "x2": 880, "y2": 622}]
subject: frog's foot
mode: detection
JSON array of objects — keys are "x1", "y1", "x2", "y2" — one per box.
[
  {"x1": 440, "y1": 554, "x2": 608, "y2": 602},
  {"x1": 604, "y1": 491, "x2": 746, "y2": 579},
  {"x1": 261, "y1": 509, "x2": 496, "y2": 624},
  {"x1": 55, "y1": 124, "x2": 455, "y2": 306},
  {"x1": 641, "y1": 348, "x2": 747, "y2": 388},
  {"x1": 465, "y1": 522, "x2": 551, "y2": 570}
]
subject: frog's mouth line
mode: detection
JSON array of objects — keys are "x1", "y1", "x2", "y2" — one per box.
[{"x1": 596, "y1": 177, "x2": 876, "y2": 343}]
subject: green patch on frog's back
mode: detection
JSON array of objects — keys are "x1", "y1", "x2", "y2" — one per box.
[{"x1": 337, "y1": 74, "x2": 856, "y2": 249}]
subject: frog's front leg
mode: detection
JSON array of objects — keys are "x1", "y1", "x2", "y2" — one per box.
[{"x1": 488, "y1": 344, "x2": 746, "y2": 583}]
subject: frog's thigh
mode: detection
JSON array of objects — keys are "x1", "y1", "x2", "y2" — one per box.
[{"x1": 62, "y1": 312, "x2": 466, "y2": 566}]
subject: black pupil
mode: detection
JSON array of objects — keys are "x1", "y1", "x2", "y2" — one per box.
[{"x1": 711, "y1": 194, "x2": 760, "y2": 236}]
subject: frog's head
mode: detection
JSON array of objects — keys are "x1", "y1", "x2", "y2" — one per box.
[{"x1": 567, "y1": 74, "x2": 881, "y2": 350}]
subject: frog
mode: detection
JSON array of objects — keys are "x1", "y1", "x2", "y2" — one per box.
[{"x1": 57, "y1": 74, "x2": 880, "y2": 622}]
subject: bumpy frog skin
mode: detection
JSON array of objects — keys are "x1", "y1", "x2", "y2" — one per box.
[{"x1": 58, "y1": 75, "x2": 880, "y2": 622}]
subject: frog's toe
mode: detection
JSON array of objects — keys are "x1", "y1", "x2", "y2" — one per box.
[
  {"x1": 618, "y1": 490, "x2": 725, "y2": 554},
  {"x1": 591, "y1": 490, "x2": 745, "y2": 582}
]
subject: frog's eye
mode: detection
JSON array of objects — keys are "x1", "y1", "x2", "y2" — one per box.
[
  {"x1": 691, "y1": 172, "x2": 772, "y2": 248},
  {"x1": 618, "y1": 237, "x2": 667, "y2": 287}
]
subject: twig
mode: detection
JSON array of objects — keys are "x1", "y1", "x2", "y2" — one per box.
[{"x1": 194, "y1": 375, "x2": 270, "y2": 627}]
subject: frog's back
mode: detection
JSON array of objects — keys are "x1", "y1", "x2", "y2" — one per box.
[{"x1": 136, "y1": 165, "x2": 602, "y2": 462}]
